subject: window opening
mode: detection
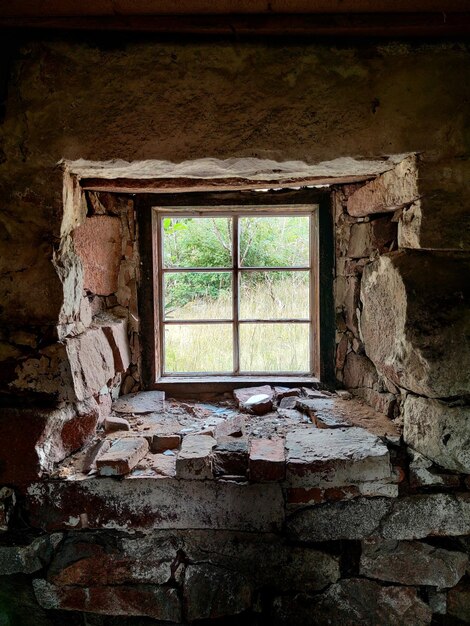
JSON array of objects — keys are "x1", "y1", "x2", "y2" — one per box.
[{"x1": 153, "y1": 205, "x2": 319, "y2": 378}]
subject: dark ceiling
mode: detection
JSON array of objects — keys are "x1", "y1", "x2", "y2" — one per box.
[{"x1": 0, "y1": 0, "x2": 469, "y2": 36}]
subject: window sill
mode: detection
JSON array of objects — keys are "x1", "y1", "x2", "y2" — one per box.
[{"x1": 152, "y1": 375, "x2": 321, "y2": 395}]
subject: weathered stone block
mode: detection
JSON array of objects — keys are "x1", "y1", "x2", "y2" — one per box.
[
  {"x1": 249, "y1": 438, "x2": 285, "y2": 482},
  {"x1": 343, "y1": 352, "x2": 378, "y2": 390},
  {"x1": 347, "y1": 217, "x2": 397, "y2": 258},
  {"x1": 33, "y1": 579, "x2": 181, "y2": 622},
  {"x1": 360, "y1": 251, "x2": 470, "y2": 398},
  {"x1": 273, "y1": 578, "x2": 432, "y2": 626},
  {"x1": 0, "y1": 400, "x2": 99, "y2": 484},
  {"x1": 404, "y1": 395, "x2": 470, "y2": 473},
  {"x1": 347, "y1": 154, "x2": 418, "y2": 218},
  {"x1": 96, "y1": 437, "x2": 149, "y2": 476},
  {"x1": 11, "y1": 326, "x2": 115, "y2": 401},
  {"x1": 184, "y1": 564, "x2": 251, "y2": 622},
  {"x1": 380, "y1": 493, "x2": 470, "y2": 540},
  {"x1": 0, "y1": 534, "x2": 61, "y2": 576},
  {"x1": 285, "y1": 427, "x2": 392, "y2": 488},
  {"x1": 447, "y1": 581, "x2": 470, "y2": 623},
  {"x1": 360, "y1": 539, "x2": 468, "y2": 588},
  {"x1": 72, "y1": 215, "x2": 122, "y2": 296},
  {"x1": 176, "y1": 434, "x2": 216, "y2": 480},
  {"x1": 399, "y1": 158, "x2": 470, "y2": 250},
  {"x1": 287, "y1": 497, "x2": 392, "y2": 542}
]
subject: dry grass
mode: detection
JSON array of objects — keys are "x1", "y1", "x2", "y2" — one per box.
[{"x1": 164, "y1": 276, "x2": 310, "y2": 373}]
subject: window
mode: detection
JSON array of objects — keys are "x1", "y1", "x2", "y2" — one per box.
[{"x1": 137, "y1": 190, "x2": 334, "y2": 385}]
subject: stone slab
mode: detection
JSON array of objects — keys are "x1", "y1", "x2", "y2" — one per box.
[
  {"x1": 360, "y1": 539, "x2": 468, "y2": 588},
  {"x1": 25, "y1": 478, "x2": 284, "y2": 532},
  {"x1": 285, "y1": 427, "x2": 391, "y2": 488},
  {"x1": 112, "y1": 391, "x2": 165, "y2": 414}
]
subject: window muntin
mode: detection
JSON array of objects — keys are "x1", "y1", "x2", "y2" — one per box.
[{"x1": 153, "y1": 206, "x2": 319, "y2": 378}]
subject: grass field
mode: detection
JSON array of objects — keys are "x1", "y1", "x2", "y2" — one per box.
[{"x1": 164, "y1": 275, "x2": 310, "y2": 373}]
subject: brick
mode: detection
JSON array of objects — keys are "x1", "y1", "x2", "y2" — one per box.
[
  {"x1": 213, "y1": 437, "x2": 248, "y2": 477},
  {"x1": 150, "y1": 433, "x2": 181, "y2": 453},
  {"x1": 96, "y1": 437, "x2": 149, "y2": 476},
  {"x1": 249, "y1": 438, "x2": 285, "y2": 482},
  {"x1": 151, "y1": 453, "x2": 176, "y2": 478},
  {"x1": 347, "y1": 155, "x2": 417, "y2": 218},
  {"x1": 176, "y1": 435, "x2": 216, "y2": 480},
  {"x1": 274, "y1": 387, "x2": 301, "y2": 400},
  {"x1": 242, "y1": 393, "x2": 273, "y2": 415},
  {"x1": 72, "y1": 215, "x2": 122, "y2": 296}
]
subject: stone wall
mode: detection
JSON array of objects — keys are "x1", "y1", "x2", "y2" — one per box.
[{"x1": 0, "y1": 33, "x2": 470, "y2": 625}]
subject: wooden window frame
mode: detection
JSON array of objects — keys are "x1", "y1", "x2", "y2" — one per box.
[{"x1": 137, "y1": 189, "x2": 334, "y2": 389}]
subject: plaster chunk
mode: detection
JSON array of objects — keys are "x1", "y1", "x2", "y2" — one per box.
[
  {"x1": 360, "y1": 250, "x2": 470, "y2": 398},
  {"x1": 403, "y1": 395, "x2": 470, "y2": 473}
]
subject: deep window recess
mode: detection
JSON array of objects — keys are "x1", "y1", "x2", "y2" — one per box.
[{"x1": 137, "y1": 190, "x2": 334, "y2": 386}]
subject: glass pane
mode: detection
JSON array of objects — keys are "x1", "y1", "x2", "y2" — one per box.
[
  {"x1": 164, "y1": 324, "x2": 233, "y2": 373},
  {"x1": 239, "y1": 271, "x2": 309, "y2": 320},
  {"x1": 162, "y1": 217, "x2": 232, "y2": 268},
  {"x1": 239, "y1": 215, "x2": 310, "y2": 267},
  {"x1": 239, "y1": 323, "x2": 310, "y2": 372},
  {"x1": 164, "y1": 272, "x2": 232, "y2": 320}
]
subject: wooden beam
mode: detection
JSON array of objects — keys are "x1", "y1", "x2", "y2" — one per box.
[
  {"x1": 1, "y1": 1, "x2": 469, "y2": 18},
  {"x1": 0, "y1": 13, "x2": 469, "y2": 37}
]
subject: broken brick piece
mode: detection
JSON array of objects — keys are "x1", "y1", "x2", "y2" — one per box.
[
  {"x1": 215, "y1": 415, "x2": 245, "y2": 439},
  {"x1": 275, "y1": 387, "x2": 302, "y2": 400},
  {"x1": 249, "y1": 438, "x2": 285, "y2": 482},
  {"x1": 242, "y1": 394, "x2": 273, "y2": 416},
  {"x1": 233, "y1": 385, "x2": 274, "y2": 407},
  {"x1": 151, "y1": 434, "x2": 181, "y2": 453},
  {"x1": 96, "y1": 437, "x2": 149, "y2": 476},
  {"x1": 176, "y1": 435, "x2": 216, "y2": 480},
  {"x1": 104, "y1": 415, "x2": 130, "y2": 433}
]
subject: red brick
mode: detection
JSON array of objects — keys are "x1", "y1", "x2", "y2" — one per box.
[
  {"x1": 249, "y1": 438, "x2": 285, "y2": 482},
  {"x1": 150, "y1": 434, "x2": 181, "y2": 453}
]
